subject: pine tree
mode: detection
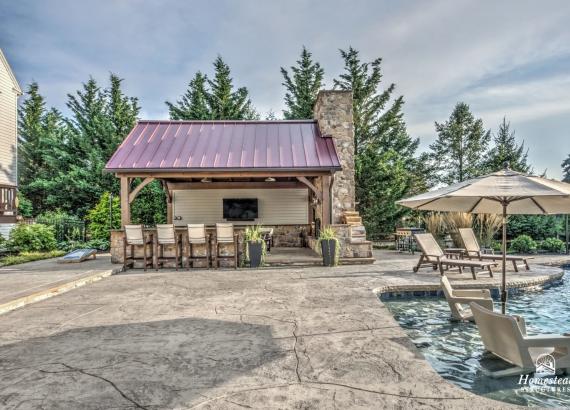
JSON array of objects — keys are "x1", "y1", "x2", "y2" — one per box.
[
  {"x1": 18, "y1": 83, "x2": 47, "y2": 188},
  {"x1": 429, "y1": 102, "x2": 491, "y2": 184},
  {"x1": 207, "y1": 56, "x2": 256, "y2": 120},
  {"x1": 281, "y1": 47, "x2": 324, "y2": 119},
  {"x1": 334, "y1": 47, "x2": 425, "y2": 237},
  {"x1": 485, "y1": 117, "x2": 530, "y2": 173},
  {"x1": 167, "y1": 57, "x2": 257, "y2": 120},
  {"x1": 166, "y1": 72, "x2": 210, "y2": 120},
  {"x1": 563, "y1": 154, "x2": 570, "y2": 182},
  {"x1": 106, "y1": 74, "x2": 140, "y2": 156}
]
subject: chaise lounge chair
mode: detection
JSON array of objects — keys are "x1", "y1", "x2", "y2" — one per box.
[
  {"x1": 413, "y1": 233, "x2": 497, "y2": 279},
  {"x1": 459, "y1": 228, "x2": 531, "y2": 272},
  {"x1": 441, "y1": 276, "x2": 494, "y2": 321},
  {"x1": 471, "y1": 302, "x2": 570, "y2": 378}
]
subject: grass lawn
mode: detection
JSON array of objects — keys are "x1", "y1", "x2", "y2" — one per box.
[{"x1": 0, "y1": 250, "x2": 65, "y2": 267}]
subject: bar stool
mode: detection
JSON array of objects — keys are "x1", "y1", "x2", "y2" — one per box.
[
  {"x1": 186, "y1": 224, "x2": 210, "y2": 269},
  {"x1": 123, "y1": 225, "x2": 153, "y2": 271},
  {"x1": 155, "y1": 224, "x2": 182, "y2": 270},
  {"x1": 214, "y1": 223, "x2": 238, "y2": 269}
]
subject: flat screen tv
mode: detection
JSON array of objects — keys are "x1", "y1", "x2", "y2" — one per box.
[{"x1": 223, "y1": 198, "x2": 258, "y2": 221}]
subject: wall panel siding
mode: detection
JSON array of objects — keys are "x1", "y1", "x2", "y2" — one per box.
[
  {"x1": 173, "y1": 188, "x2": 309, "y2": 225},
  {"x1": 0, "y1": 58, "x2": 18, "y2": 186}
]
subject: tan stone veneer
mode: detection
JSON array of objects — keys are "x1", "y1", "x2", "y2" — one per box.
[{"x1": 313, "y1": 90, "x2": 356, "y2": 224}]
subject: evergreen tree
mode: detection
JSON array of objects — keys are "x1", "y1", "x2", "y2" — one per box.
[
  {"x1": 281, "y1": 47, "x2": 324, "y2": 119},
  {"x1": 18, "y1": 83, "x2": 47, "y2": 188},
  {"x1": 167, "y1": 57, "x2": 257, "y2": 120},
  {"x1": 485, "y1": 117, "x2": 530, "y2": 173},
  {"x1": 18, "y1": 84, "x2": 68, "y2": 213},
  {"x1": 207, "y1": 56, "x2": 256, "y2": 120},
  {"x1": 334, "y1": 47, "x2": 425, "y2": 237},
  {"x1": 166, "y1": 72, "x2": 210, "y2": 120},
  {"x1": 429, "y1": 102, "x2": 491, "y2": 184},
  {"x1": 562, "y1": 154, "x2": 570, "y2": 182}
]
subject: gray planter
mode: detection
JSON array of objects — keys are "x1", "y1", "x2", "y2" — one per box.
[
  {"x1": 247, "y1": 241, "x2": 263, "y2": 268},
  {"x1": 320, "y1": 239, "x2": 337, "y2": 267}
]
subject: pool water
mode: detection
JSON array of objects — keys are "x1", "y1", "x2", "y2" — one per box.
[{"x1": 382, "y1": 271, "x2": 570, "y2": 407}]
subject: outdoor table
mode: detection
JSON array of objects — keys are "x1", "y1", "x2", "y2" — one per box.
[{"x1": 444, "y1": 248, "x2": 466, "y2": 259}]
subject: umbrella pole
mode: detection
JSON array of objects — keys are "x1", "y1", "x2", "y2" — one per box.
[{"x1": 501, "y1": 202, "x2": 508, "y2": 314}]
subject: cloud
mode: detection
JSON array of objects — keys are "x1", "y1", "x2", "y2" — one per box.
[{"x1": 1, "y1": 0, "x2": 569, "y2": 178}]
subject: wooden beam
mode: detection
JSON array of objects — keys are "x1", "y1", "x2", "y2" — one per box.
[
  {"x1": 128, "y1": 177, "x2": 155, "y2": 203},
  {"x1": 166, "y1": 181, "x2": 305, "y2": 190},
  {"x1": 296, "y1": 176, "x2": 322, "y2": 201},
  {"x1": 322, "y1": 175, "x2": 332, "y2": 226},
  {"x1": 120, "y1": 176, "x2": 131, "y2": 226}
]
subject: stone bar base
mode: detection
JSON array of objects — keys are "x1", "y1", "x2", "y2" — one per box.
[{"x1": 110, "y1": 225, "x2": 311, "y2": 268}]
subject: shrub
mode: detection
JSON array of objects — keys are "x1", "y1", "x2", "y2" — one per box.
[
  {"x1": 0, "y1": 233, "x2": 5, "y2": 247},
  {"x1": 510, "y1": 234, "x2": 537, "y2": 254},
  {"x1": 540, "y1": 237, "x2": 565, "y2": 253},
  {"x1": 57, "y1": 239, "x2": 110, "y2": 252},
  {"x1": 17, "y1": 192, "x2": 33, "y2": 218},
  {"x1": 7, "y1": 224, "x2": 57, "y2": 252},
  {"x1": 37, "y1": 210, "x2": 85, "y2": 242},
  {"x1": 87, "y1": 192, "x2": 121, "y2": 241}
]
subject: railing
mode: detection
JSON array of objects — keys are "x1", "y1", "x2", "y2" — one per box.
[{"x1": 0, "y1": 185, "x2": 17, "y2": 215}]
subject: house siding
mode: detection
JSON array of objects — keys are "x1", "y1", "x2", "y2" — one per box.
[
  {"x1": 172, "y1": 188, "x2": 309, "y2": 226},
  {"x1": 0, "y1": 52, "x2": 18, "y2": 187}
]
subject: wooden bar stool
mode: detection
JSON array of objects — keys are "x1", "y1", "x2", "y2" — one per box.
[
  {"x1": 123, "y1": 225, "x2": 153, "y2": 271},
  {"x1": 214, "y1": 223, "x2": 238, "y2": 269},
  {"x1": 186, "y1": 224, "x2": 210, "y2": 269},
  {"x1": 155, "y1": 224, "x2": 182, "y2": 270}
]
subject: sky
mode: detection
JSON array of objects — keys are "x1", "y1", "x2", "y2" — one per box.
[{"x1": 1, "y1": 0, "x2": 569, "y2": 179}]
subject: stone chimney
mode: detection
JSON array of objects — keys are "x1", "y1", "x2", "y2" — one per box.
[{"x1": 313, "y1": 90, "x2": 355, "y2": 224}]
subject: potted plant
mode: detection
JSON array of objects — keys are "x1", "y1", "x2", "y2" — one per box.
[
  {"x1": 317, "y1": 226, "x2": 340, "y2": 267},
  {"x1": 244, "y1": 225, "x2": 266, "y2": 268}
]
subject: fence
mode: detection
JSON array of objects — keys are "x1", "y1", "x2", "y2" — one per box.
[{"x1": 24, "y1": 216, "x2": 87, "y2": 243}]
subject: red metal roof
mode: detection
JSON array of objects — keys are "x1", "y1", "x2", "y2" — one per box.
[{"x1": 105, "y1": 120, "x2": 341, "y2": 172}]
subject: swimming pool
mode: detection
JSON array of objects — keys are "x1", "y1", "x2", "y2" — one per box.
[{"x1": 382, "y1": 270, "x2": 570, "y2": 407}]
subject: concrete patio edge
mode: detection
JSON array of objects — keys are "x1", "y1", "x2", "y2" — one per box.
[{"x1": 0, "y1": 265, "x2": 123, "y2": 315}]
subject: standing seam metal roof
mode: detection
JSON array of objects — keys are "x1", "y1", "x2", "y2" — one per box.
[{"x1": 105, "y1": 120, "x2": 342, "y2": 171}]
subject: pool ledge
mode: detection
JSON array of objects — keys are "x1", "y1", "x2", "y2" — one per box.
[{"x1": 374, "y1": 265, "x2": 565, "y2": 300}]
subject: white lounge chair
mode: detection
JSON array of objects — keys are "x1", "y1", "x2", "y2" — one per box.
[
  {"x1": 441, "y1": 276, "x2": 493, "y2": 321},
  {"x1": 413, "y1": 233, "x2": 497, "y2": 279},
  {"x1": 471, "y1": 302, "x2": 570, "y2": 378},
  {"x1": 459, "y1": 228, "x2": 531, "y2": 272}
]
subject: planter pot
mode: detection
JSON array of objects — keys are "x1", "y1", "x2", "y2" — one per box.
[
  {"x1": 320, "y1": 239, "x2": 337, "y2": 267},
  {"x1": 247, "y1": 241, "x2": 263, "y2": 268}
]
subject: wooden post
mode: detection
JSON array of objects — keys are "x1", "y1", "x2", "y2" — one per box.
[
  {"x1": 322, "y1": 175, "x2": 332, "y2": 226},
  {"x1": 120, "y1": 176, "x2": 131, "y2": 227},
  {"x1": 166, "y1": 198, "x2": 173, "y2": 224}
]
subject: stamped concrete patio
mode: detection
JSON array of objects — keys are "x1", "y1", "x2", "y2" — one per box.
[{"x1": 0, "y1": 250, "x2": 566, "y2": 409}]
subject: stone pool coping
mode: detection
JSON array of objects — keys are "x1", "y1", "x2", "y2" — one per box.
[{"x1": 374, "y1": 268, "x2": 565, "y2": 299}]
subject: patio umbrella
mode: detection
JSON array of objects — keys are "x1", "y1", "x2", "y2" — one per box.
[{"x1": 397, "y1": 164, "x2": 570, "y2": 314}]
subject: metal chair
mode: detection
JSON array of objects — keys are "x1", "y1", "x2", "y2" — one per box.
[
  {"x1": 186, "y1": 224, "x2": 210, "y2": 269},
  {"x1": 155, "y1": 224, "x2": 182, "y2": 270},
  {"x1": 214, "y1": 223, "x2": 238, "y2": 269},
  {"x1": 123, "y1": 225, "x2": 153, "y2": 271}
]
